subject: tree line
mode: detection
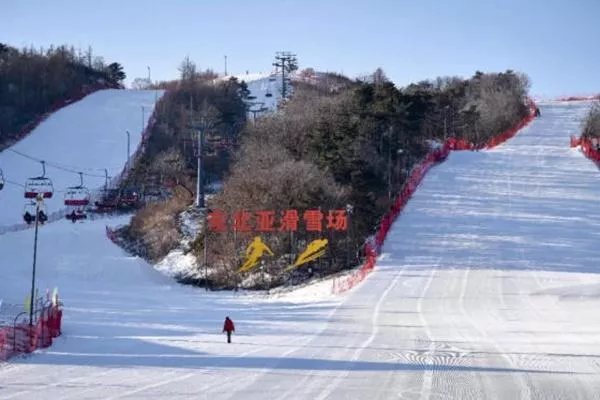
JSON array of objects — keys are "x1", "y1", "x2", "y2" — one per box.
[{"x1": 0, "y1": 43, "x2": 126, "y2": 148}]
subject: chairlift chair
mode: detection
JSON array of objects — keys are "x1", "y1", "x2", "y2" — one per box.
[
  {"x1": 64, "y1": 173, "x2": 90, "y2": 221},
  {"x1": 118, "y1": 187, "x2": 141, "y2": 209},
  {"x1": 64, "y1": 173, "x2": 90, "y2": 207},
  {"x1": 66, "y1": 209, "x2": 88, "y2": 223},
  {"x1": 23, "y1": 201, "x2": 48, "y2": 225},
  {"x1": 24, "y1": 161, "x2": 54, "y2": 199},
  {"x1": 265, "y1": 89, "x2": 273, "y2": 98},
  {"x1": 93, "y1": 188, "x2": 120, "y2": 212}
]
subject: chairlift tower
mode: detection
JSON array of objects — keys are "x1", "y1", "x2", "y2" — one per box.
[{"x1": 272, "y1": 51, "x2": 298, "y2": 100}]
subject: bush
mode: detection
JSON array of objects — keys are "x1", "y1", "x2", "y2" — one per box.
[
  {"x1": 125, "y1": 185, "x2": 193, "y2": 262},
  {"x1": 582, "y1": 102, "x2": 600, "y2": 138}
]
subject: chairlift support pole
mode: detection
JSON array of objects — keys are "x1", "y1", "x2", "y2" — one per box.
[{"x1": 29, "y1": 195, "x2": 43, "y2": 327}]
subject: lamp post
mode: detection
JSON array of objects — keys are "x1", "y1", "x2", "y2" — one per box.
[
  {"x1": 345, "y1": 204, "x2": 354, "y2": 267},
  {"x1": 29, "y1": 194, "x2": 44, "y2": 326},
  {"x1": 141, "y1": 106, "x2": 146, "y2": 134},
  {"x1": 195, "y1": 125, "x2": 205, "y2": 209},
  {"x1": 443, "y1": 105, "x2": 451, "y2": 140},
  {"x1": 388, "y1": 148, "x2": 404, "y2": 200},
  {"x1": 203, "y1": 224, "x2": 208, "y2": 291},
  {"x1": 125, "y1": 130, "x2": 131, "y2": 171}
]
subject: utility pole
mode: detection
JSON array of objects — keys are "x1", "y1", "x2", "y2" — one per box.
[
  {"x1": 224, "y1": 55, "x2": 228, "y2": 76},
  {"x1": 147, "y1": 66, "x2": 151, "y2": 82},
  {"x1": 272, "y1": 51, "x2": 297, "y2": 99}
]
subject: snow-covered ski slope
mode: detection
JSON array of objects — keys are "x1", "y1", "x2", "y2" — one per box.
[
  {"x1": 1, "y1": 101, "x2": 600, "y2": 399},
  {"x1": 0, "y1": 89, "x2": 164, "y2": 227}
]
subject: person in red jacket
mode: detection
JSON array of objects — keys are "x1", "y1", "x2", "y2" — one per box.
[{"x1": 223, "y1": 316, "x2": 235, "y2": 343}]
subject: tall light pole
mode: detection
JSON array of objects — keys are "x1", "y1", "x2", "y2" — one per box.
[
  {"x1": 224, "y1": 55, "x2": 227, "y2": 76},
  {"x1": 147, "y1": 66, "x2": 151, "y2": 82},
  {"x1": 345, "y1": 204, "x2": 354, "y2": 267},
  {"x1": 195, "y1": 123, "x2": 204, "y2": 208},
  {"x1": 203, "y1": 230, "x2": 208, "y2": 291},
  {"x1": 388, "y1": 147, "x2": 405, "y2": 199},
  {"x1": 29, "y1": 194, "x2": 44, "y2": 327},
  {"x1": 443, "y1": 105, "x2": 450, "y2": 140},
  {"x1": 141, "y1": 106, "x2": 146, "y2": 133},
  {"x1": 125, "y1": 130, "x2": 131, "y2": 170}
]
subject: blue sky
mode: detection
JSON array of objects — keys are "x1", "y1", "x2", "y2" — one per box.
[{"x1": 4, "y1": 0, "x2": 600, "y2": 97}]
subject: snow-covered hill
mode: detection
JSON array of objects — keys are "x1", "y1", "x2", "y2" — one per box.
[
  {"x1": 1, "y1": 93, "x2": 599, "y2": 399},
  {"x1": 0, "y1": 89, "x2": 164, "y2": 228}
]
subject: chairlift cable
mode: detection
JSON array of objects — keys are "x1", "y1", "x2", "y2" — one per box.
[{"x1": 6, "y1": 148, "x2": 110, "y2": 178}]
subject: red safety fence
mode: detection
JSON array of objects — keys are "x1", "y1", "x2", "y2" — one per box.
[
  {"x1": 0, "y1": 305, "x2": 63, "y2": 361},
  {"x1": 332, "y1": 99, "x2": 538, "y2": 294},
  {"x1": 570, "y1": 136, "x2": 600, "y2": 164}
]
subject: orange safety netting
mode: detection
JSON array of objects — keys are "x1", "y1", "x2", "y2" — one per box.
[{"x1": 0, "y1": 305, "x2": 63, "y2": 361}]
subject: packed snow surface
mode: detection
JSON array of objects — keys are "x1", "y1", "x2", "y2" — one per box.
[
  {"x1": 0, "y1": 101, "x2": 599, "y2": 399},
  {"x1": 0, "y1": 89, "x2": 164, "y2": 228}
]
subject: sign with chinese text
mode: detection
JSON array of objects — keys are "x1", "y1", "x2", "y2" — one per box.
[{"x1": 208, "y1": 209, "x2": 348, "y2": 233}]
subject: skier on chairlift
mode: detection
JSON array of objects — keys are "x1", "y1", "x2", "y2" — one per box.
[{"x1": 38, "y1": 209, "x2": 47, "y2": 223}]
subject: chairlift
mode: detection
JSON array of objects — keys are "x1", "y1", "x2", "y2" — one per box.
[
  {"x1": 64, "y1": 172, "x2": 90, "y2": 207},
  {"x1": 118, "y1": 187, "x2": 141, "y2": 209},
  {"x1": 0, "y1": 169, "x2": 4, "y2": 190},
  {"x1": 247, "y1": 95, "x2": 257, "y2": 100},
  {"x1": 265, "y1": 89, "x2": 273, "y2": 98},
  {"x1": 93, "y1": 188, "x2": 120, "y2": 212},
  {"x1": 23, "y1": 200, "x2": 48, "y2": 225},
  {"x1": 24, "y1": 161, "x2": 54, "y2": 199},
  {"x1": 66, "y1": 208, "x2": 88, "y2": 223}
]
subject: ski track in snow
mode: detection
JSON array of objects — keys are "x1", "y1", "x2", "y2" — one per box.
[{"x1": 1, "y1": 99, "x2": 600, "y2": 398}]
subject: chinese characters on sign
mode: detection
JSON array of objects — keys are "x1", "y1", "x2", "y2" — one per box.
[{"x1": 208, "y1": 209, "x2": 348, "y2": 233}]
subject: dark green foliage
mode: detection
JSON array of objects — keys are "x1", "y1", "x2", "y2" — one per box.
[{"x1": 0, "y1": 43, "x2": 124, "y2": 147}]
